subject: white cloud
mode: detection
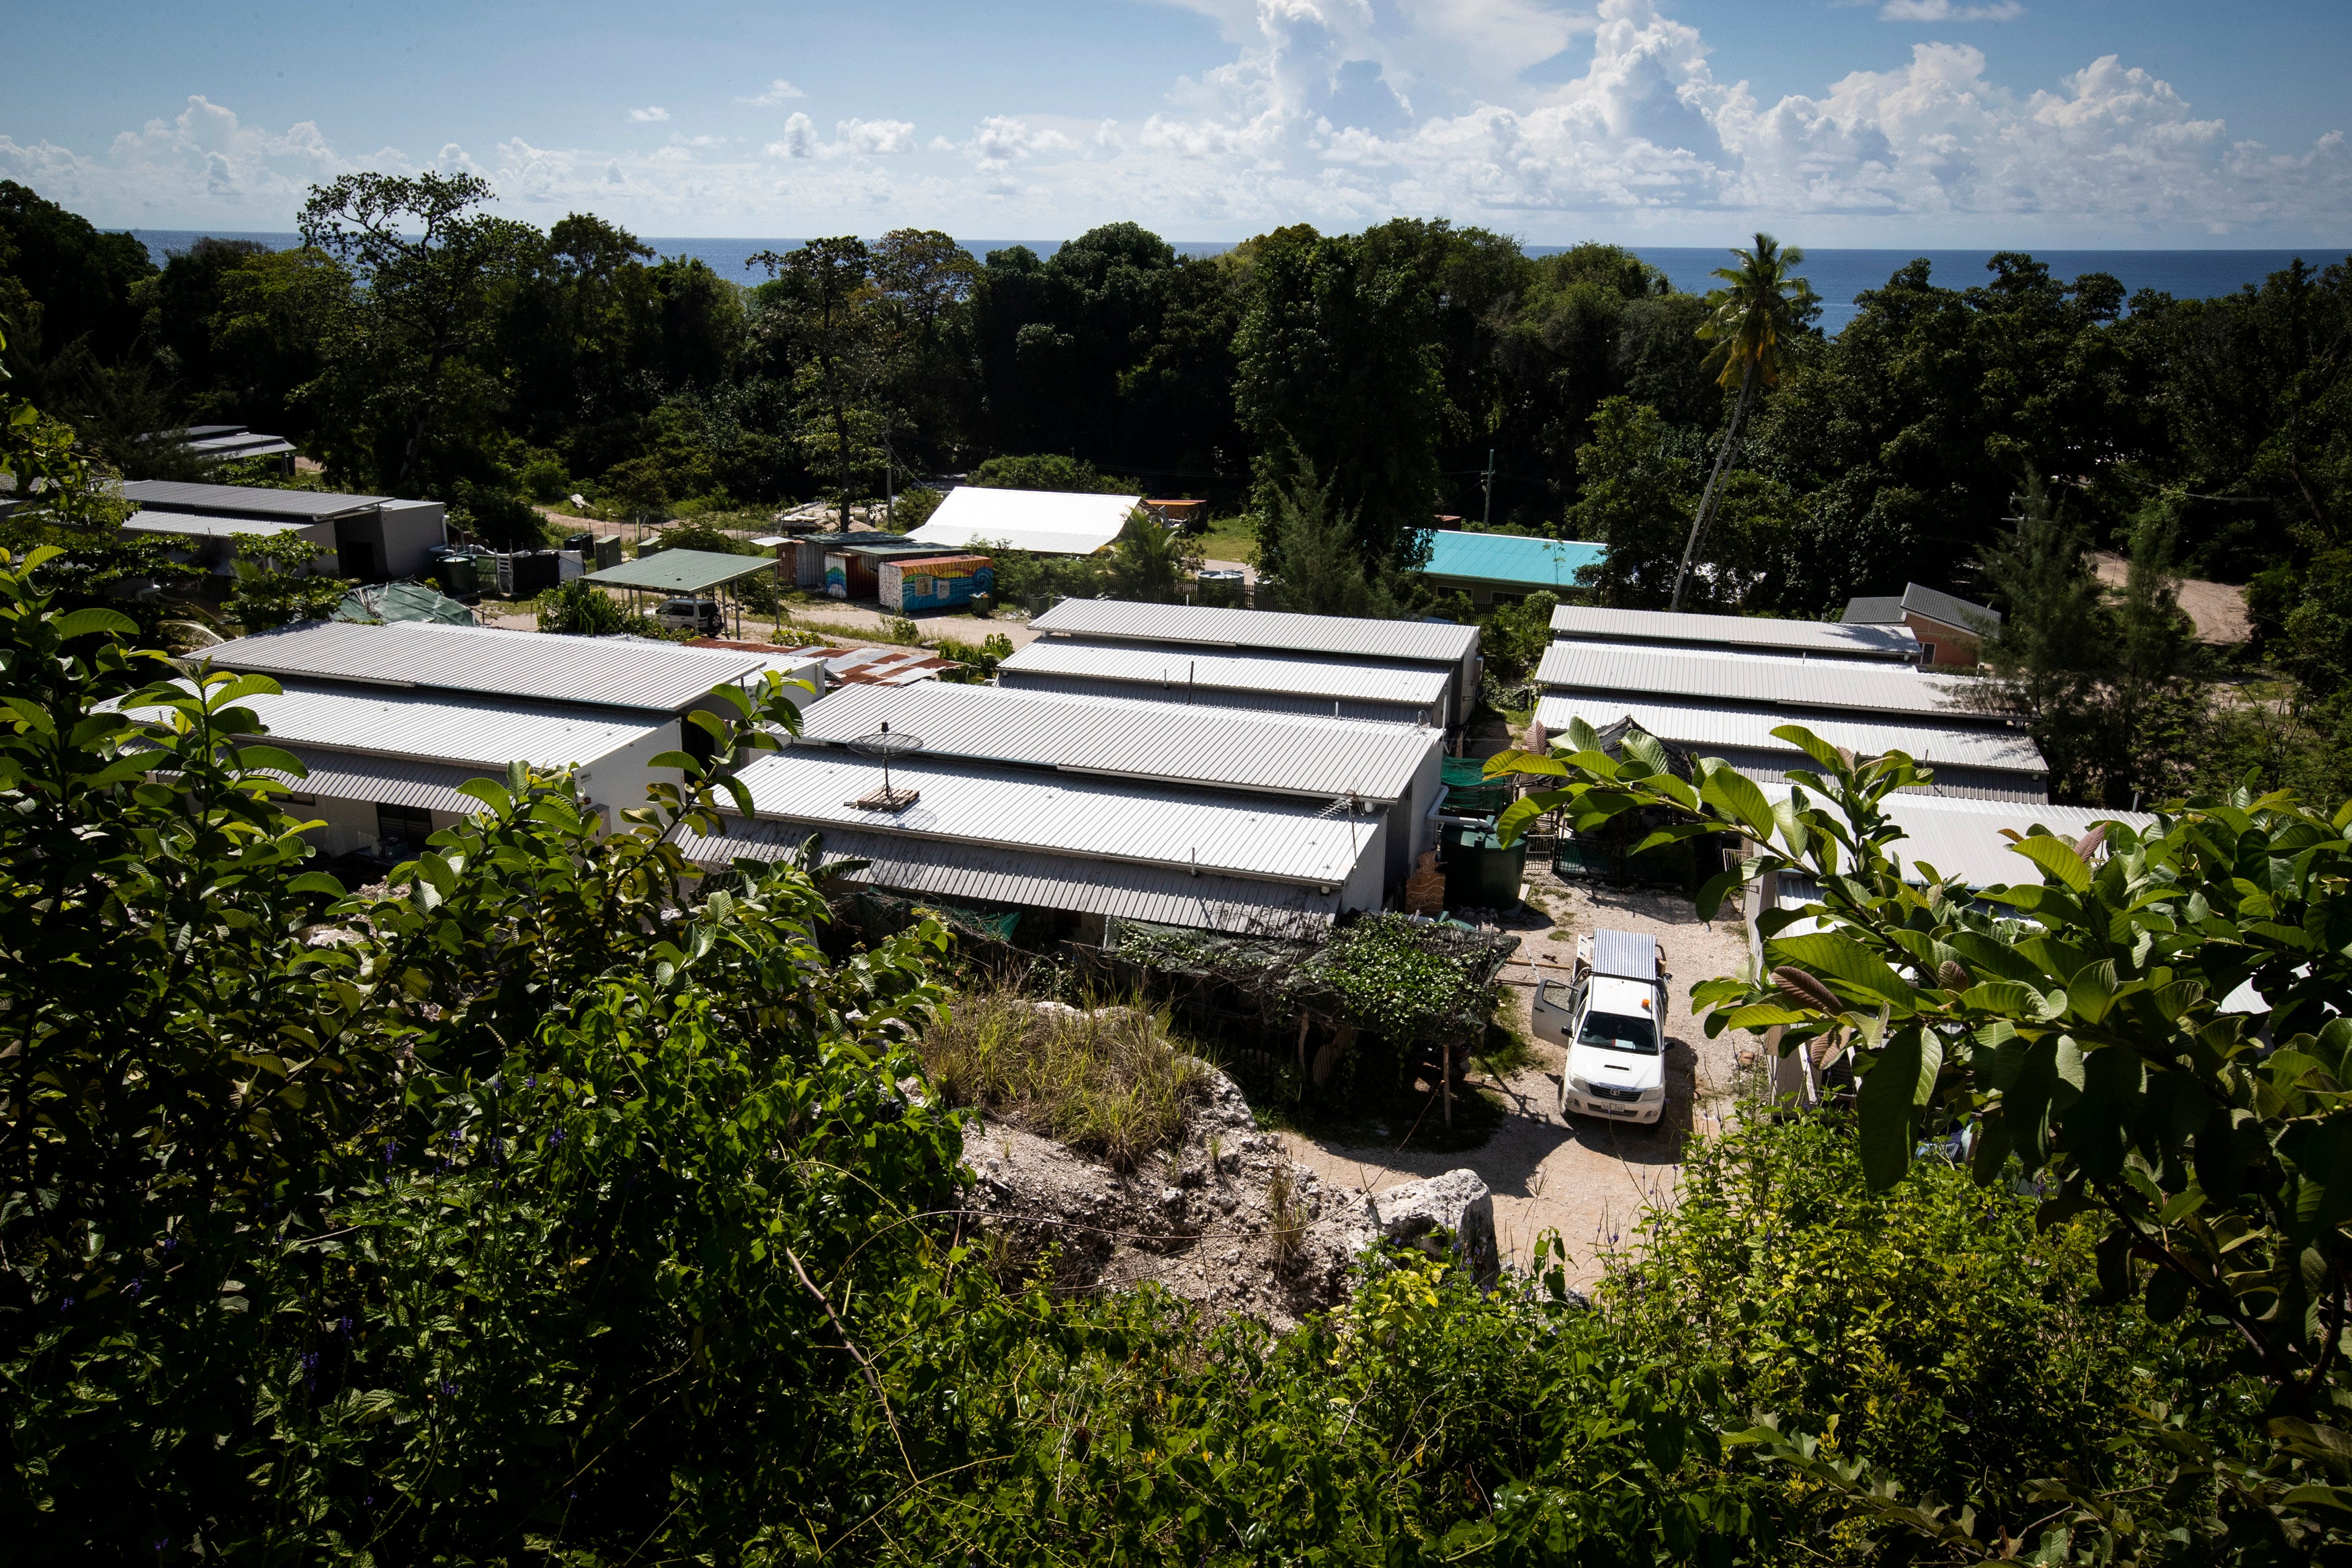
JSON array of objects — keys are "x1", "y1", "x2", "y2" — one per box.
[
  {"x1": 627, "y1": 106, "x2": 671, "y2": 123},
  {"x1": 738, "y1": 79, "x2": 807, "y2": 106},
  {"x1": 765, "y1": 112, "x2": 818, "y2": 159},
  {"x1": 7, "y1": 4, "x2": 2345, "y2": 243},
  {"x1": 1880, "y1": 0, "x2": 2025, "y2": 20},
  {"x1": 834, "y1": 118, "x2": 917, "y2": 155}
]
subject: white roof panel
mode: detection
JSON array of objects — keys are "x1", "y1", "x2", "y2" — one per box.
[
  {"x1": 1533, "y1": 694, "x2": 2043, "y2": 775},
  {"x1": 1538, "y1": 640, "x2": 1978, "y2": 720},
  {"x1": 268, "y1": 746, "x2": 491, "y2": 816},
  {"x1": 123, "y1": 510, "x2": 327, "y2": 540},
  {"x1": 999, "y1": 638, "x2": 1450, "y2": 709},
  {"x1": 907, "y1": 486, "x2": 1141, "y2": 555},
  {"x1": 674, "y1": 820, "x2": 1339, "y2": 937},
  {"x1": 1030, "y1": 599, "x2": 1478, "y2": 665},
  {"x1": 123, "y1": 679, "x2": 667, "y2": 771},
  {"x1": 726, "y1": 748, "x2": 1380, "y2": 887},
  {"x1": 1760, "y1": 786, "x2": 2154, "y2": 889},
  {"x1": 1548, "y1": 605, "x2": 1919, "y2": 660},
  {"x1": 796, "y1": 680, "x2": 1435, "y2": 801},
  {"x1": 196, "y1": 620, "x2": 771, "y2": 714}
]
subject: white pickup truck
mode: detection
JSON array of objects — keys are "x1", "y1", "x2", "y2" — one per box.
[{"x1": 1531, "y1": 928, "x2": 1669, "y2": 1125}]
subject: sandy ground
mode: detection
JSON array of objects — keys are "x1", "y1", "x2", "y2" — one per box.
[
  {"x1": 2093, "y1": 552, "x2": 2251, "y2": 645},
  {"x1": 1279, "y1": 867, "x2": 1754, "y2": 1289}
]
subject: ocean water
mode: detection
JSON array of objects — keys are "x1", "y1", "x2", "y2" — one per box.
[{"x1": 129, "y1": 229, "x2": 2342, "y2": 331}]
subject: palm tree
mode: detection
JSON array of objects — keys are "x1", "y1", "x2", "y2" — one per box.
[{"x1": 1668, "y1": 233, "x2": 1816, "y2": 612}]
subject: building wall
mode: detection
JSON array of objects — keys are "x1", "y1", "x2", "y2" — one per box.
[
  {"x1": 1906, "y1": 613, "x2": 1983, "y2": 668},
  {"x1": 573, "y1": 722, "x2": 683, "y2": 830},
  {"x1": 284, "y1": 793, "x2": 467, "y2": 857},
  {"x1": 1339, "y1": 816, "x2": 1390, "y2": 915}
]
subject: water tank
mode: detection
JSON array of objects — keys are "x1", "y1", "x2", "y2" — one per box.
[
  {"x1": 508, "y1": 550, "x2": 560, "y2": 597},
  {"x1": 1441, "y1": 826, "x2": 1527, "y2": 914},
  {"x1": 595, "y1": 535, "x2": 624, "y2": 570},
  {"x1": 564, "y1": 531, "x2": 595, "y2": 554},
  {"x1": 434, "y1": 553, "x2": 480, "y2": 599}
]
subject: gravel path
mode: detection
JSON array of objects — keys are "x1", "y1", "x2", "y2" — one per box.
[{"x1": 1279, "y1": 869, "x2": 1754, "y2": 1287}]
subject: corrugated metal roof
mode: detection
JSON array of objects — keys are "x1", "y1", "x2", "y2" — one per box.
[
  {"x1": 585, "y1": 548, "x2": 778, "y2": 593},
  {"x1": 119, "y1": 479, "x2": 386, "y2": 519},
  {"x1": 1760, "y1": 785, "x2": 2150, "y2": 889},
  {"x1": 123, "y1": 510, "x2": 323, "y2": 539},
  {"x1": 1533, "y1": 694, "x2": 2043, "y2": 774},
  {"x1": 1841, "y1": 583, "x2": 2003, "y2": 630},
  {"x1": 907, "y1": 486, "x2": 1140, "y2": 556},
  {"x1": 796, "y1": 680, "x2": 1435, "y2": 801},
  {"x1": 997, "y1": 671, "x2": 1433, "y2": 724},
  {"x1": 726, "y1": 748, "x2": 1381, "y2": 887},
  {"x1": 1548, "y1": 605, "x2": 1919, "y2": 660},
  {"x1": 1591, "y1": 929, "x2": 1658, "y2": 983},
  {"x1": 196, "y1": 620, "x2": 771, "y2": 713},
  {"x1": 123, "y1": 678, "x2": 668, "y2": 770},
  {"x1": 1030, "y1": 598, "x2": 1478, "y2": 664},
  {"x1": 1538, "y1": 640, "x2": 1982, "y2": 720},
  {"x1": 1419, "y1": 530, "x2": 1605, "y2": 589},
  {"x1": 675, "y1": 819, "x2": 1339, "y2": 937},
  {"x1": 1000, "y1": 638, "x2": 1451, "y2": 708},
  {"x1": 267, "y1": 746, "x2": 491, "y2": 815}
]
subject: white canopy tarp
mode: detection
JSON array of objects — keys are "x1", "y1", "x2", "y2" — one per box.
[{"x1": 905, "y1": 486, "x2": 1141, "y2": 556}]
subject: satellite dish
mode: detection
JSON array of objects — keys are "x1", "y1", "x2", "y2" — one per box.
[{"x1": 845, "y1": 720, "x2": 925, "y2": 812}]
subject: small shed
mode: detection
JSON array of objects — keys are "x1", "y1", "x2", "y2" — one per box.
[
  {"x1": 1417, "y1": 529, "x2": 1605, "y2": 604},
  {"x1": 583, "y1": 547, "x2": 778, "y2": 638},
  {"x1": 878, "y1": 554, "x2": 995, "y2": 614}
]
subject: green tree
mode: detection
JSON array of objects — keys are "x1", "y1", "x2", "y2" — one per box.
[
  {"x1": 224, "y1": 533, "x2": 347, "y2": 631},
  {"x1": 751, "y1": 237, "x2": 883, "y2": 530},
  {"x1": 969, "y1": 451, "x2": 1134, "y2": 493},
  {"x1": 1257, "y1": 451, "x2": 1387, "y2": 617},
  {"x1": 1567, "y1": 398, "x2": 1693, "y2": 609},
  {"x1": 1235, "y1": 225, "x2": 1446, "y2": 569},
  {"x1": 1970, "y1": 476, "x2": 2111, "y2": 796},
  {"x1": 1102, "y1": 509, "x2": 1201, "y2": 604},
  {"x1": 298, "y1": 171, "x2": 536, "y2": 492},
  {"x1": 1670, "y1": 232, "x2": 1816, "y2": 611}
]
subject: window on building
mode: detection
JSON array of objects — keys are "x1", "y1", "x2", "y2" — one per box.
[{"x1": 375, "y1": 803, "x2": 435, "y2": 854}]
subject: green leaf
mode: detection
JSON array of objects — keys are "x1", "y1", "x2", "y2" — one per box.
[
  {"x1": 1693, "y1": 865, "x2": 1745, "y2": 922},
  {"x1": 232, "y1": 744, "x2": 308, "y2": 779},
  {"x1": 1620, "y1": 729, "x2": 1671, "y2": 777},
  {"x1": 1699, "y1": 765, "x2": 1777, "y2": 846},
  {"x1": 50, "y1": 607, "x2": 140, "y2": 641},
  {"x1": 1857, "y1": 1029, "x2": 1940, "y2": 1189},
  {"x1": 1769, "y1": 930, "x2": 1918, "y2": 1009},
  {"x1": 1957, "y1": 980, "x2": 2044, "y2": 1016},
  {"x1": 1484, "y1": 748, "x2": 1564, "y2": 779},
  {"x1": 1768, "y1": 724, "x2": 1847, "y2": 773},
  {"x1": 2008, "y1": 833, "x2": 2092, "y2": 893},
  {"x1": 286, "y1": 873, "x2": 347, "y2": 896}
]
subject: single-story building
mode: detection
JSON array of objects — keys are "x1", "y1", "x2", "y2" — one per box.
[
  {"x1": 193, "y1": 619, "x2": 825, "y2": 761},
  {"x1": 120, "y1": 678, "x2": 683, "y2": 852},
  {"x1": 1417, "y1": 529, "x2": 1606, "y2": 604},
  {"x1": 1025, "y1": 599, "x2": 1484, "y2": 726},
  {"x1": 1548, "y1": 604, "x2": 1920, "y2": 662},
  {"x1": 997, "y1": 638, "x2": 1456, "y2": 728},
  {"x1": 1841, "y1": 582, "x2": 2000, "y2": 668},
  {"x1": 120, "y1": 479, "x2": 446, "y2": 582},
  {"x1": 1534, "y1": 640, "x2": 2047, "y2": 800},
  {"x1": 673, "y1": 746, "x2": 1388, "y2": 939},
  {"x1": 793, "y1": 678, "x2": 1444, "y2": 889},
  {"x1": 905, "y1": 486, "x2": 1142, "y2": 556},
  {"x1": 138, "y1": 424, "x2": 298, "y2": 475}
]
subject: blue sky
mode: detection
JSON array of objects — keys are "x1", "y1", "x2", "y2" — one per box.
[{"x1": 5, "y1": 0, "x2": 2347, "y2": 244}]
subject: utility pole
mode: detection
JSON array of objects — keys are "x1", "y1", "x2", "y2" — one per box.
[
  {"x1": 883, "y1": 425, "x2": 896, "y2": 529},
  {"x1": 1480, "y1": 449, "x2": 1496, "y2": 527}
]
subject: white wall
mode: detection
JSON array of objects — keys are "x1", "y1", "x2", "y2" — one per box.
[{"x1": 573, "y1": 722, "x2": 685, "y2": 830}]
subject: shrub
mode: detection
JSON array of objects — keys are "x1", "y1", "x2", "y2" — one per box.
[
  {"x1": 519, "y1": 454, "x2": 570, "y2": 502},
  {"x1": 917, "y1": 988, "x2": 1208, "y2": 1170}
]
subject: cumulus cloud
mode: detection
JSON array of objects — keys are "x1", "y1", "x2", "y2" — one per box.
[
  {"x1": 1880, "y1": 0, "x2": 2025, "y2": 20},
  {"x1": 7, "y1": 3, "x2": 2345, "y2": 242},
  {"x1": 833, "y1": 118, "x2": 917, "y2": 155},
  {"x1": 738, "y1": 79, "x2": 806, "y2": 105},
  {"x1": 628, "y1": 106, "x2": 671, "y2": 123},
  {"x1": 765, "y1": 112, "x2": 818, "y2": 159}
]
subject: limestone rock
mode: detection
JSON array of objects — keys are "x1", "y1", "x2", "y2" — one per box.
[{"x1": 1367, "y1": 1168, "x2": 1501, "y2": 1290}]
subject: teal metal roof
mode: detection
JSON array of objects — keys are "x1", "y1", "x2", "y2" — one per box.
[
  {"x1": 585, "y1": 548, "x2": 775, "y2": 594},
  {"x1": 1418, "y1": 529, "x2": 1604, "y2": 591}
]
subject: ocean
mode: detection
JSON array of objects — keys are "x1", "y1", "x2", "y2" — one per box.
[{"x1": 128, "y1": 230, "x2": 2342, "y2": 331}]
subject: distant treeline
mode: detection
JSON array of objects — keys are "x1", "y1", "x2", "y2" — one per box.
[{"x1": 0, "y1": 173, "x2": 2345, "y2": 617}]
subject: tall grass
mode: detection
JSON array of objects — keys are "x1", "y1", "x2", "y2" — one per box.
[{"x1": 920, "y1": 990, "x2": 1208, "y2": 1170}]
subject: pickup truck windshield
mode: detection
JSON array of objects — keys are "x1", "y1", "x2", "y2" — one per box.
[{"x1": 1579, "y1": 1010, "x2": 1659, "y2": 1056}]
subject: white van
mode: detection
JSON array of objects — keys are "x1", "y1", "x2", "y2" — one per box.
[{"x1": 1531, "y1": 928, "x2": 1669, "y2": 1124}]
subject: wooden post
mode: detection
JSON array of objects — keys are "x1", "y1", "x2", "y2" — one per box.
[
  {"x1": 1442, "y1": 1041, "x2": 1453, "y2": 1128},
  {"x1": 1295, "y1": 1012, "x2": 1311, "y2": 1102}
]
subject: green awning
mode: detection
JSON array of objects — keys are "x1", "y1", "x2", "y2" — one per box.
[{"x1": 584, "y1": 548, "x2": 775, "y2": 595}]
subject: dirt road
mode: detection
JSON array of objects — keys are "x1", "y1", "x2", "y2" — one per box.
[{"x1": 1279, "y1": 869, "x2": 1753, "y2": 1288}]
